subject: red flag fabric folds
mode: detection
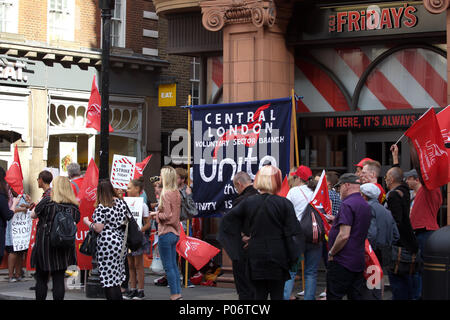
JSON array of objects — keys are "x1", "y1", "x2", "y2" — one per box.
[
  {"x1": 133, "y1": 155, "x2": 152, "y2": 179},
  {"x1": 86, "y1": 75, "x2": 114, "y2": 133},
  {"x1": 436, "y1": 106, "x2": 450, "y2": 182},
  {"x1": 76, "y1": 159, "x2": 99, "y2": 270},
  {"x1": 309, "y1": 170, "x2": 332, "y2": 235},
  {"x1": 5, "y1": 145, "x2": 24, "y2": 195},
  {"x1": 364, "y1": 239, "x2": 383, "y2": 288},
  {"x1": 405, "y1": 108, "x2": 449, "y2": 189},
  {"x1": 276, "y1": 175, "x2": 289, "y2": 198},
  {"x1": 176, "y1": 224, "x2": 220, "y2": 271}
]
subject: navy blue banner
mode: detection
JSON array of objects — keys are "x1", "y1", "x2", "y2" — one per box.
[{"x1": 190, "y1": 97, "x2": 292, "y2": 217}]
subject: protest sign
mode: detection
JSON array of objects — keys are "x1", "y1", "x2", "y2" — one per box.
[
  {"x1": 11, "y1": 211, "x2": 32, "y2": 252},
  {"x1": 111, "y1": 154, "x2": 136, "y2": 189},
  {"x1": 124, "y1": 197, "x2": 144, "y2": 229}
]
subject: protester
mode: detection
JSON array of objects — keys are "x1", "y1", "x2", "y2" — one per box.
[
  {"x1": 67, "y1": 163, "x2": 84, "y2": 197},
  {"x1": 83, "y1": 179, "x2": 128, "y2": 300},
  {"x1": 150, "y1": 166, "x2": 183, "y2": 300},
  {"x1": 361, "y1": 183, "x2": 399, "y2": 299},
  {"x1": 360, "y1": 160, "x2": 386, "y2": 204},
  {"x1": 384, "y1": 166, "x2": 419, "y2": 300},
  {"x1": 30, "y1": 176, "x2": 80, "y2": 300},
  {"x1": 326, "y1": 171, "x2": 341, "y2": 217},
  {"x1": 406, "y1": 168, "x2": 442, "y2": 300},
  {"x1": 176, "y1": 167, "x2": 195, "y2": 288},
  {"x1": 286, "y1": 165, "x2": 322, "y2": 300},
  {"x1": 223, "y1": 165, "x2": 303, "y2": 300},
  {"x1": 0, "y1": 168, "x2": 18, "y2": 266},
  {"x1": 326, "y1": 173, "x2": 371, "y2": 300},
  {"x1": 218, "y1": 171, "x2": 258, "y2": 300},
  {"x1": 404, "y1": 169, "x2": 420, "y2": 210},
  {"x1": 123, "y1": 179, "x2": 151, "y2": 300},
  {"x1": 37, "y1": 170, "x2": 53, "y2": 199},
  {"x1": 5, "y1": 191, "x2": 31, "y2": 282},
  {"x1": 354, "y1": 157, "x2": 373, "y2": 178}
]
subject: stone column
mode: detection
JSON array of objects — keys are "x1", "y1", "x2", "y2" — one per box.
[{"x1": 423, "y1": 0, "x2": 450, "y2": 225}]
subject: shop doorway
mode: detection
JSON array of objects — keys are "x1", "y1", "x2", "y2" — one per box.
[{"x1": 354, "y1": 131, "x2": 412, "y2": 180}]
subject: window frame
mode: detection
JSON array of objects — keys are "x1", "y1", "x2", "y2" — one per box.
[
  {"x1": 47, "y1": 0, "x2": 75, "y2": 42},
  {"x1": 0, "y1": 0, "x2": 18, "y2": 34}
]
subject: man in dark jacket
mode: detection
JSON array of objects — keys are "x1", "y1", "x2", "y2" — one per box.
[
  {"x1": 384, "y1": 166, "x2": 419, "y2": 300},
  {"x1": 218, "y1": 171, "x2": 258, "y2": 300}
]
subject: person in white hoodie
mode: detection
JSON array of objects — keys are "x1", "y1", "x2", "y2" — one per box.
[{"x1": 285, "y1": 166, "x2": 322, "y2": 300}]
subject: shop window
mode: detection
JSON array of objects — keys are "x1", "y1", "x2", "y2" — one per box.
[
  {"x1": 0, "y1": 0, "x2": 18, "y2": 33},
  {"x1": 111, "y1": 0, "x2": 126, "y2": 48},
  {"x1": 300, "y1": 133, "x2": 347, "y2": 171},
  {"x1": 48, "y1": 0, "x2": 75, "y2": 42}
]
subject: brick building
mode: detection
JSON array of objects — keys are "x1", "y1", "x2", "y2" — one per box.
[{"x1": 0, "y1": 0, "x2": 191, "y2": 202}]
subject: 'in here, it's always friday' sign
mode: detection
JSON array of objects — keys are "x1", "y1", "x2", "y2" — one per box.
[{"x1": 111, "y1": 154, "x2": 136, "y2": 189}]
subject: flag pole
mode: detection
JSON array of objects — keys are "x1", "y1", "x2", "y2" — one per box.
[
  {"x1": 291, "y1": 89, "x2": 304, "y2": 293},
  {"x1": 291, "y1": 89, "x2": 300, "y2": 168},
  {"x1": 185, "y1": 95, "x2": 192, "y2": 289}
]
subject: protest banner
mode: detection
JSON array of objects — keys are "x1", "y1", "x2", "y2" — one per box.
[
  {"x1": 190, "y1": 97, "x2": 292, "y2": 217},
  {"x1": 111, "y1": 154, "x2": 136, "y2": 189},
  {"x1": 123, "y1": 197, "x2": 144, "y2": 229}
]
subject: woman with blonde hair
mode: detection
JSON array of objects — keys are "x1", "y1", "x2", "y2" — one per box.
[
  {"x1": 31, "y1": 176, "x2": 80, "y2": 300},
  {"x1": 150, "y1": 166, "x2": 182, "y2": 300},
  {"x1": 223, "y1": 165, "x2": 304, "y2": 300}
]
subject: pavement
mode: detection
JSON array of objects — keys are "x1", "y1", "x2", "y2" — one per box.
[{"x1": 0, "y1": 266, "x2": 391, "y2": 300}]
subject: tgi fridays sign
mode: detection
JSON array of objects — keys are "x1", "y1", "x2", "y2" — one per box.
[
  {"x1": 111, "y1": 155, "x2": 136, "y2": 189},
  {"x1": 328, "y1": 4, "x2": 417, "y2": 33}
]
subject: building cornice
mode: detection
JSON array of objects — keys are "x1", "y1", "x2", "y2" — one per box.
[
  {"x1": 153, "y1": 0, "x2": 200, "y2": 15},
  {"x1": 423, "y1": 0, "x2": 450, "y2": 13}
]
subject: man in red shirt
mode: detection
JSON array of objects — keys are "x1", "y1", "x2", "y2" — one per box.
[
  {"x1": 67, "y1": 163, "x2": 84, "y2": 198},
  {"x1": 360, "y1": 160, "x2": 386, "y2": 204},
  {"x1": 406, "y1": 168, "x2": 443, "y2": 300}
]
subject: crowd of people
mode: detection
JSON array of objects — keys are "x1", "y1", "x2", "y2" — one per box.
[
  {"x1": 219, "y1": 144, "x2": 444, "y2": 300},
  {"x1": 0, "y1": 141, "x2": 444, "y2": 301}
]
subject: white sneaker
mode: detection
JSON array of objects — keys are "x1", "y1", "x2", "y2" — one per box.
[
  {"x1": 319, "y1": 291, "x2": 326, "y2": 298},
  {"x1": 297, "y1": 291, "x2": 304, "y2": 296}
]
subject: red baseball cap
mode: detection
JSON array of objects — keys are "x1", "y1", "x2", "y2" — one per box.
[
  {"x1": 355, "y1": 157, "x2": 373, "y2": 168},
  {"x1": 290, "y1": 165, "x2": 312, "y2": 181}
]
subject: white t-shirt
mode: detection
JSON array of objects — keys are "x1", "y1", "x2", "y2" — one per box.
[{"x1": 286, "y1": 184, "x2": 313, "y2": 222}]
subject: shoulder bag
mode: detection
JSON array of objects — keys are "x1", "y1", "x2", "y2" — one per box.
[
  {"x1": 79, "y1": 230, "x2": 98, "y2": 256},
  {"x1": 298, "y1": 188, "x2": 325, "y2": 244}
]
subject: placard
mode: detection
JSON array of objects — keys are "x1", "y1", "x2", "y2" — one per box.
[
  {"x1": 111, "y1": 154, "x2": 136, "y2": 189},
  {"x1": 123, "y1": 197, "x2": 144, "y2": 229},
  {"x1": 12, "y1": 211, "x2": 32, "y2": 252}
]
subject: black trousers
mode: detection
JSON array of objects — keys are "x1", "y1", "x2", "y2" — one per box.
[
  {"x1": 252, "y1": 279, "x2": 285, "y2": 300},
  {"x1": 232, "y1": 257, "x2": 255, "y2": 300},
  {"x1": 326, "y1": 261, "x2": 365, "y2": 300},
  {"x1": 35, "y1": 265, "x2": 66, "y2": 301},
  {"x1": 104, "y1": 286, "x2": 123, "y2": 300}
]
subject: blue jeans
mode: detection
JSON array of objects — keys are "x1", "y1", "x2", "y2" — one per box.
[
  {"x1": 413, "y1": 230, "x2": 433, "y2": 300},
  {"x1": 303, "y1": 242, "x2": 322, "y2": 300},
  {"x1": 283, "y1": 270, "x2": 297, "y2": 300},
  {"x1": 158, "y1": 232, "x2": 181, "y2": 295},
  {"x1": 388, "y1": 272, "x2": 415, "y2": 300}
]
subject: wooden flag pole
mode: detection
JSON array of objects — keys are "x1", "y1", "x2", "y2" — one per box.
[
  {"x1": 185, "y1": 95, "x2": 192, "y2": 289},
  {"x1": 291, "y1": 89, "x2": 305, "y2": 295}
]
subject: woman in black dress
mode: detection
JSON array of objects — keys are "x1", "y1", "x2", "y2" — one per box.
[{"x1": 223, "y1": 165, "x2": 304, "y2": 300}]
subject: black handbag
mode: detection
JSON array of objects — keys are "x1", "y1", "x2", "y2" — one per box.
[
  {"x1": 299, "y1": 204, "x2": 325, "y2": 244},
  {"x1": 389, "y1": 245, "x2": 422, "y2": 275},
  {"x1": 79, "y1": 230, "x2": 98, "y2": 256}
]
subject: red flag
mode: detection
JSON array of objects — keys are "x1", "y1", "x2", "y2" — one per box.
[
  {"x1": 436, "y1": 105, "x2": 450, "y2": 182},
  {"x1": 309, "y1": 170, "x2": 332, "y2": 235},
  {"x1": 276, "y1": 175, "x2": 289, "y2": 197},
  {"x1": 76, "y1": 159, "x2": 99, "y2": 270},
  {"x1": 364, "y1": 239, "x2": 383, "y2": 289},
  {"x1": 86, "y1": 75, "x2": 114, "y2": 132},
  {"x1": 133, "y1": 154, "x2": 152, "y2": 179},
  {"x1": 405, "y1": 108, "x2": 449, "y2": 189},
  {"x1": 26, "y1": 218, "x2": 38, "y2": 271},
  {"x1": 176, "y1": 223, "x2": 220, "y2": 271},
  {"x1": 5, "y1": 145, "x2": 24, "y2": 195}
]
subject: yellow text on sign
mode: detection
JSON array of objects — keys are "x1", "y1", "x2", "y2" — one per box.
[{"x1": 158, "y1": 83, "x2": 176, "y2": 107}]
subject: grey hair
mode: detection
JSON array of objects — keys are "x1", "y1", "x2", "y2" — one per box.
[
  {"x1": 67, "y1": 163, "x2": 81, "y2": 179},
  {"x1": 233, "y1": 171, "x2": 252, "y2": 185}
]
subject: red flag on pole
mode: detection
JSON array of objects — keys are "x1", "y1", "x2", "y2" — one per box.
[
  {"x1": 86, "y1": 75, "x2": 113, "y2": 132},
  {"x1": 176, "y1": 223, "x2": 220, "y2": 271},
  {"x1": 363, "y1": 239, "x2": 383, "y2": 289},
  {"x1": 309, "y1": 170, "x2": 332, "y2": 235},
  {"x1": 133, "y1": 155, "x2": 152, "y2": 179},
  {"x1": 76, "y1": 159, "x2": 99, "y2": 270},
  {"x1": 436, "y1": 105, "x2": 450, "y2": 182},
  {"x1": 276, "y1": 175, "x2": 289, "y2": 197},
  {"x1": 405, "y1": 108, "x2": 449, "y2": 189},
  {"x1": 5, "y1": 145, "x2": 24, "y2": 195}
]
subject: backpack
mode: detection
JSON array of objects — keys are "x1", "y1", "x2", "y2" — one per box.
[
  {"x1": 179, "y1": 189, "x2": 198, "y2": 221},
  {"x1": 50, "y1": 204, "x2": 77, "y2": 249},
  {"x1": 299, "y1": 204, "x2": 325, "y2": 244}
]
